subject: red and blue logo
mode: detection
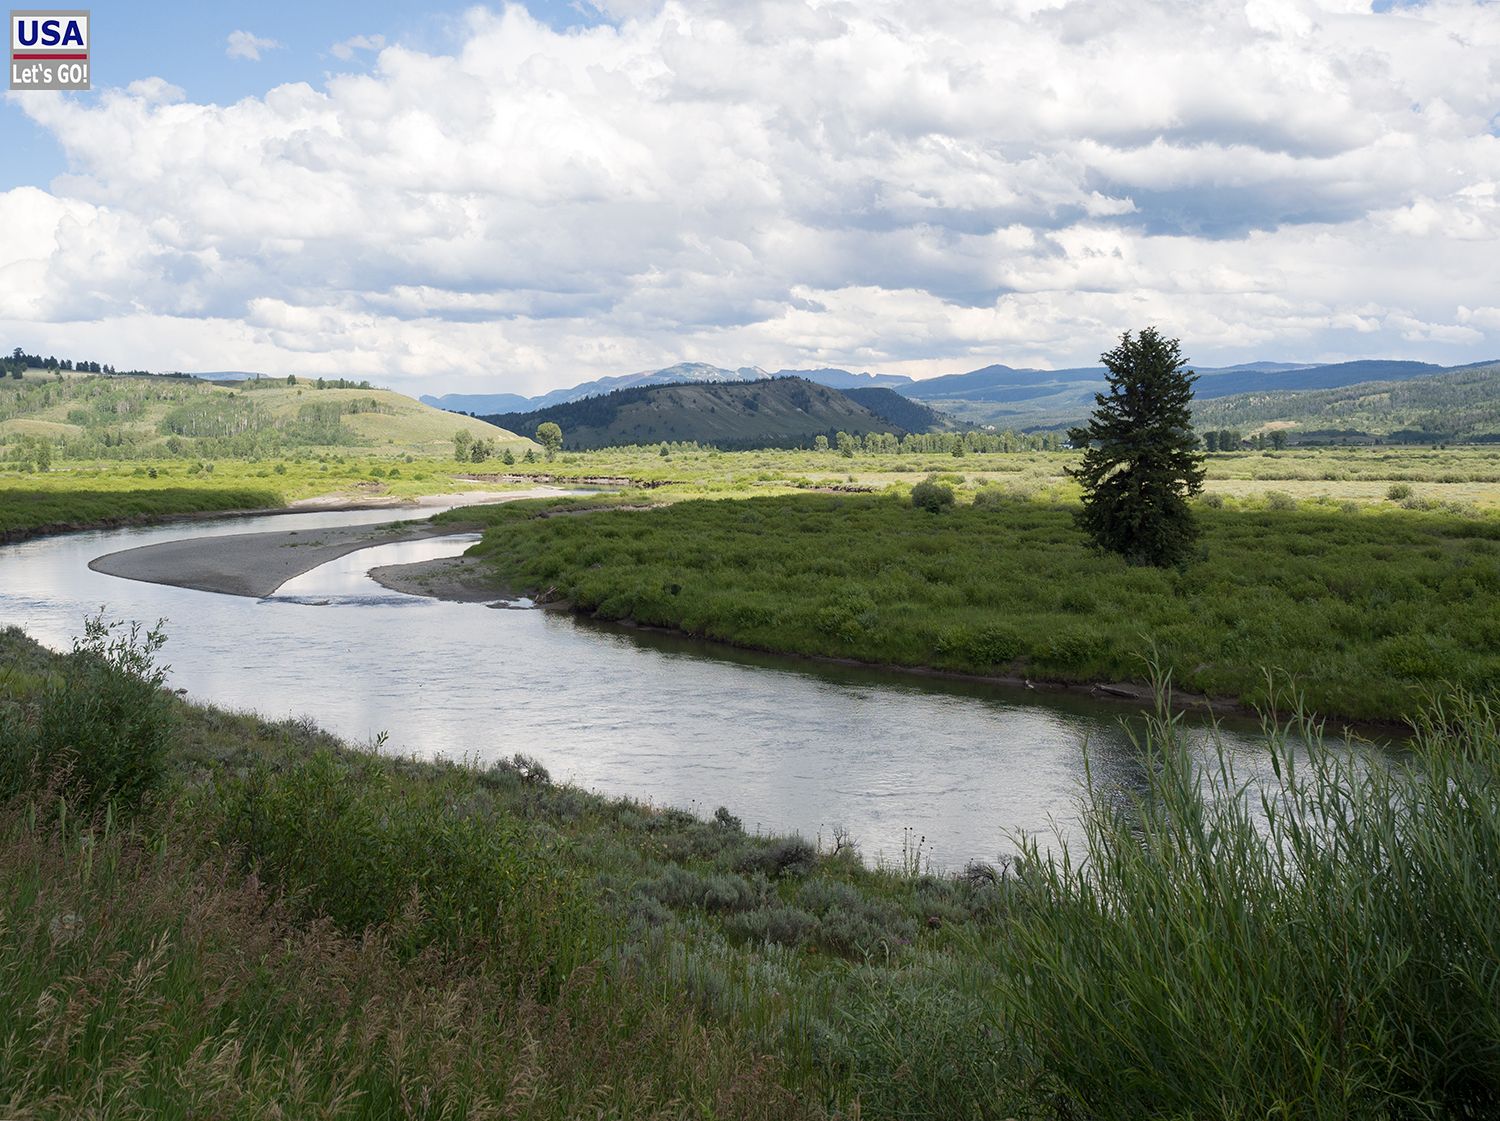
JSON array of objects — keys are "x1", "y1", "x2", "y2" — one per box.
[{"x1": 10, "y1": 9, "x2": 91, "y2": 91}]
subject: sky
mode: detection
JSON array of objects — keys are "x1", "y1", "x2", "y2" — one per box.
[{"x1": 2, "y1": 0, "x2": 1498, "y2": 397}]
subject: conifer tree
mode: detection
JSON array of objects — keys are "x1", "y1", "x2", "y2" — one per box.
[{"x1": 1067, "y1": 327, "x2": 1206, "y2": 567}]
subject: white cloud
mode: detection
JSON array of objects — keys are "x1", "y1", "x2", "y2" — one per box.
[
  {"x1": 226, "y1": 30, "x2": 282, "y2": 62},
  {"x1": 330, "y1": 34, "x2": 386, "y2": 61},
  {"x1": 4, "y1": 0, "x2": 1498, "y2": 395}
]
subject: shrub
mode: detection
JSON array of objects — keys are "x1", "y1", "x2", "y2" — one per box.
[
  {"x1": 936, "y1": 624, "x2": 1025, "y2": 667},
  {"x1": 713, "y1": 805, "x2": 744, "y2": 832},
  {"x1": 813, "y1": 592, "x2": 877, "y2": 643},
  {"x1": 1264, "y1": 491, "x2": 1297, "y2": 511},
  {"x1": 795, "y1": 878, "x2": 917, "y2": 955},
  {"x1": 7, "y1": 617, "x2": 173, "y2": 811},
  {"x1": 214, "y1": 751, "x2": 591, "y2": 991},
  {"x1": 726, "y1": 905, "x2": 818, "y2": 946},
  {"x1": 1387, "y1": 483, "x2": 1413, "y2": 501},
  {"x1": 737, "y1": 836, "x2": 817, "y2": 879},
  {"x1": 910, "y1": 476, "x2": 955, "y2": 513},
  {"x1": 640, "y1": 866, "x2": 757, "y2": 913}
]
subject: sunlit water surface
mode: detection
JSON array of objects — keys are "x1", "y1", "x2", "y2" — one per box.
[{"x1": 1, "y1": 505, "x2": 1344, "y2": 867}]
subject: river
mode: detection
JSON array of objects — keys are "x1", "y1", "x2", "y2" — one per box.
[{"x1": 1, "y1": 503, "x2": 1314, "y2": 868}]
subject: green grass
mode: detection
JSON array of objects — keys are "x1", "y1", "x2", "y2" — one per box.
[
  {"x1": 468, "y1": 443, "x2": 1500, "y2": 510},
  {"x1": 461, "y1": 491, "x2": 1500, "y2": 723},
  {"x1": 0, "y1": 485, "x2": 284, "y2": 538},
  {"x1": 0, "y1": 454, "x2": 545, "y2": 538},
  {"x1": 3, "y1": 620, "x2": 1498, "y2": 1118}
]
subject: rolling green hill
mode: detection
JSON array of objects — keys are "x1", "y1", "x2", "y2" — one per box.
[
  {"x1": 482, "y1": 377, "x2": 917, "y2": 450},
  {"x1": 0, "y1": 369, "x2": 529, "y2": 460},
  {"x1": 1192, "y1": 362, "x2": 1500, "y2": 444}
]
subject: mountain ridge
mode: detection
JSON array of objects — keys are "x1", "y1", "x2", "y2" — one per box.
[
  {"x1": 478, "y1": 376, "x2": 936, "y2": 450},
  {"x1": 429, "y1": 355, "x2": 1500, "y2": 433}
]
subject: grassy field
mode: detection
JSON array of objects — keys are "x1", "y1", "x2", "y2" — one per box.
[
  {"x1": 2, "y1": 622, "x2": 1497, "y2": 1119},
  {"x1": 450, "y1": 486, "x2": 1500, "y2": 724},
  {"x1": 0, "y1": 455, "x2": 535, "y2": 538},
  {"x1": 466, "y1": 442, "x2": 1500, "y2": 510}
]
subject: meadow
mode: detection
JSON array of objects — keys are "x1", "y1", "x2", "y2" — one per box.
[
  {"x1": 492, "y1": 442, "x2": 1500, "y2": 510},
  {"x1": 1, "y1": 621, "x2": 1496, "y2": 1119},
  {"x1": 0, "y1": 455, "x2": 522, "y2": 538},
  {"x1": 453, "y1": 488, "x2": 1499, "y2": 724}
]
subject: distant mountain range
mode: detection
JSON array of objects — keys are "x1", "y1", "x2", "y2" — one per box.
[
  {"x1": 430, "y1": 355, "x2": 1498, "y2": 434},
  {"x1": 478, "y1": 377, "x2": 951, "y2": 450},
  {"x1": 1194, "y1": 361, "x2": 1500, "y2": 444}
]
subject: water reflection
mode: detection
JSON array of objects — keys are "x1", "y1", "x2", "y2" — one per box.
[{"x1": 0, "y1": 507, "x2": 1346, "y2": 867}]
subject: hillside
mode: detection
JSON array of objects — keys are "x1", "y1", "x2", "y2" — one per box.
[
  {"x1": 841, "y1": 387, "x2": 964, "y2": 433},
  {"x1": 481, "y1": 377, "x2": 912, "y2": 449},
  {"x1": 895, "y1": 358, "x2": 1497, "y2": 430},
  {"x1": 422, "y1": 362, "x2": 912, "y2": 416},
  {"x1": 1193, "y1": 361, "x2": 1500, "y2": 443},
  {"x1": 0, "y1": 369, "x2": 528, "y2": 459}
]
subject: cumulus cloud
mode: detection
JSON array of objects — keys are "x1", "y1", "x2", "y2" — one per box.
[
  {"x1": 225, "y1": 30, "x2": 282, "y2": 62},
  {"x1": 4, "y1": 0, "x2": 1499, "y2": 394}
]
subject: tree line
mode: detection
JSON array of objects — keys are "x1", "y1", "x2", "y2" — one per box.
[{"x1": 5, "y1": 347, "x2": 114, "y2": 377}]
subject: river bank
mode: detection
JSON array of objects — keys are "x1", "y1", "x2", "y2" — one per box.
[
  {"x1": 427, "y1": 491, "x2": 1498, "y2": 726},
  {"x1": 2, "y1": 620, "x2": 1494, "y2": 1120},
  {"x1": 376, "y1": 549, "x2": 1413, "y2": 737}
]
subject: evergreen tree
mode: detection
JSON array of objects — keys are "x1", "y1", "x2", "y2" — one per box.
[{"x1": 1067, "y1": 327, "x2": 1206, "y2": 567}]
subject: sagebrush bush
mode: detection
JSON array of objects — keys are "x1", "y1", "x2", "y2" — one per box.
[
  {"x1": 641, "y1": 866, "x2": 759, "y2": 913},
  {"x1": 736, "y1": 835, "x2": 818, "y2": 879},
  {"x1": 726, "y1": 905, "x2": 818, "y2": 947}
]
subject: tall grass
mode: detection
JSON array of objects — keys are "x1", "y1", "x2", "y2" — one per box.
[
  {"x1": 210, "y1": 748, "x2": 597, "y2": 994},
  {"x1": 993, "y1": 684, "x2": 1500, "y2": 1118},
  {"x1": 0, "y1": 801, "x2": 819, "y2": 1119},
  {"x1": 0, "y1": 485, "x2": 283, "y2": 538},
  {"x1": 2, "y1": 621, "x2": 1498, "y2": 1117},
  {"x1": 463, "y1": 492, "x2": 1500, "y2": 722}
]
